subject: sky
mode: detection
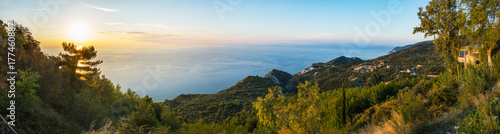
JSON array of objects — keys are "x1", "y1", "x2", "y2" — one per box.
[{"x1": 0, "y1": 0, "x2": 432, "y2": 48}]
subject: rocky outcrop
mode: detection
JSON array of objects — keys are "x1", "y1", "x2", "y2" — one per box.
[
  {"x1": 264, "y1": 69, "x2": 295, "y2": 93},
  {"x1": 264, "y1": 69, "x2": 292, "y2": 86}
]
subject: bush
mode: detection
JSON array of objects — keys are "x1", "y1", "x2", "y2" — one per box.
[
  {"x1": 427, "y1": 73, "x2": 458, "y2": 107},
  {"x1": 395, "y1": 88, "x2": 427, "y2": 123},
  {"x1": 493, "y1": 49, "x2": 500, "y2": 80},
  {"x1": 458, "y1": 65, "x2": 491, "y2": 108},
  {"x1": 253, "y1": 82, "x2": 322, "y2": 133},
  {"x1": 428, "y1": 86, "x2": 458, "y2": 107},
  {"x1": 160, "y1": 105, "x2": 182, "y2": 131},
  {"x1": 459, "y1": 97, "x2": 500, "y2": 133}
]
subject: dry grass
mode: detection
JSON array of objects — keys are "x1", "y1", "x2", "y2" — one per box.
[
  {"x1": 356, "y1": 111, "x2": 410, "y2": 134},
  {"x1": 83, "y1": 120, "x2": 114, "y2": 134}
]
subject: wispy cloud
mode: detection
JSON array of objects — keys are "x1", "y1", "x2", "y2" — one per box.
[
  {"x1": 134, "y1": 23, "x2": 169, "y2": 30},
  {"x1": 103, "y1": 22, "x2": 125, "y2": 25},
  {"x1": 102, "y1": 23, "x2": 169, "y2": 30},
  {"x1": 83, "y1": 3, "x2": 119, "y2": 12},
  {"x1": 97, "y1": 30, "x2": 185, "y2": 43},
  {"x1": 98, "y1": 31, "x2": 147, "y2": 35}
]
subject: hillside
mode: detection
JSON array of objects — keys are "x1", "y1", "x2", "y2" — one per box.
[
  {"x1": 296, "y1": 56, "x2": 362, "y2": 76},
  {"x1": 162, "y1": 41, "x2": 446, "y2": 126},
  {"x1": 290, "y1": 41, "x2": 445, "y2": 91},
  {"x1": 165, "y1": 75, "x2": 278, "y2": 123}
]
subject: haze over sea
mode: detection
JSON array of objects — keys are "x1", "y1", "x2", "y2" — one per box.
[{"x1": 41, "y1": 44, "x2": 392, "y2": 101}]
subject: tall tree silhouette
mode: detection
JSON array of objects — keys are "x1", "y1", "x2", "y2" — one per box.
[{"x1": 58, "y1": 42, "x2": 102, "y2": 81}]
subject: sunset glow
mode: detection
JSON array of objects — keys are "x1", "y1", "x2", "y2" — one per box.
[{"x1": 68, "y1": 23, "x2": 90, "y2": 43}]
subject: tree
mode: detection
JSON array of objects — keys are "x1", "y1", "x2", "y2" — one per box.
[
  {"x1": 253, "y1": 86, "x2": 283, "y2": 132},
  {"x1": 17, "y1": 69, "x2": 41, "y2": 104},
  {"x1": 58, "y1": 42, "x2": 102, "y2": 81},
  {"x1": 463, "y1": 0, "x2": 500, "y2": 72},
  {"x1": 254, "y1": 82, "x2": 322, "y2": 133},
  {"x1": 129, "y1": 99, "x2": 159, "y2": 128},
  {"x1": 413, "y1": 0, "x2": 467, "y2": 73},
  {"x1": 283, "y1": 81, "x2": 321, "y2": 133},
  {"x1": 160, "y1": 105, "x2": 182, "y2": 131},
  {"x1": 69, "y1": 89, "x2": 109, "y2": 128}
]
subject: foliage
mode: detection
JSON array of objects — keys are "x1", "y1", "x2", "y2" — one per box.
[
  {"x1": 295, "y1": 41, "x2": 445, "y2": 93},
  {"x1": 165, "y1": 75, "x2": 276, "y2": 124},
  {"x1": 67, "y1": 89, "x2": 109, "y2": 130},
  {"x1": 58, "y1": 42, "x2": 103, "y2": 81},
  {"x1": 160, "y1": 105, "x2": 182, "y2": 131},
  {"x1": 16, "y1": 69, "x2": 41, "y2": 104},
  {"x1": 458, "y1": 96, "x2": 500, "y2": 133},
  {"x1": 427, "y1": 72, "x2": 459, "y2": 106},
  {"x1": 253, "y1": 86, "x2": 283, "y2": 132},
  {"x1": 394, "y1": 88, "x2": 427, "y2": 124},
  {"x1": 129, "y1": 99, "x2": 159, "y2": 128},
  {"x1": 254, "y1": 82, "x2": 322, "y2": 134},
  {"x1": 463, "y1": 0, "x2": 500, "y2": 71},
  {"x1": 494, "y1": 50, "x2": 500, "y2": 80},
  {"x1": 458, "y1": 64, "x2": 493, "y2": 108},
  {"x1": 413, "y1": 0, "x2": 466, "y2": 72},
  {"x1": 0, "y1": 21, "x2": 160, "y2": 133}
]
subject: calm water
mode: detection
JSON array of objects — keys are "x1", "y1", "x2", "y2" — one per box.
[{"x1": 41, "y1": 44, "x2": 392, "y2": 101}]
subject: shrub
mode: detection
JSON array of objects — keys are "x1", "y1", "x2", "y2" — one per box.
[
  {"x1": 459, "y1": 97, "x2": 500, "y2": 133},
  {"x1": 492, "y1": 49, "x2": 500, "y2": 80},
  {"x1": 395, "y1": 88, "x2": 427, "y2": 123},
  {"x1": 458, "y1": 65, "x2": 491, "y2": 108},
  {"x1": 426, "y1": 73, "x2": 458, "y2": 107},
  {"x1": 160, "y1": 105, "x2": 182, "y2": 131}
]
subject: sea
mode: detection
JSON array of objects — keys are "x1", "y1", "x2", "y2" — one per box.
[{"x1": 41, "y1": 44, "x2": 393, "y2": 101}]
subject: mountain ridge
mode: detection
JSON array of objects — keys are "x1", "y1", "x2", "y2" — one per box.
[{"x1": 387, "y1": 40, "x2": 433, "y2": 54}]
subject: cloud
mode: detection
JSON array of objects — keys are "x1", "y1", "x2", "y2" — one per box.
[
  {"x1": 83, "y1": 3, "x2": 119, "y2": 12},
  {"x1": 98, "y1": 31, "x2": 147, "y2": 35},
  {"x1": 103, "y1": 22, "x2": 124, "y2": 25},
  {"x1": 102, "y1": 23, "x2": 169, "y2": 30},
  {"x1": 98, "y1": 30, "x2": 188, "y2": 43},
  {"x1": 134, "y1": 23, "x2": 169, "y2": 30}
]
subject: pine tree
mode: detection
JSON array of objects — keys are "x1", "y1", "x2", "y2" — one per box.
[{"x1": 58, "y1": 42, "x2": 103, "y2": 81}]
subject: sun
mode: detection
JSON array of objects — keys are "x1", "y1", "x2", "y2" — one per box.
[{"x1": 68, "y1": 22, "x2": 90, "y2": 43}]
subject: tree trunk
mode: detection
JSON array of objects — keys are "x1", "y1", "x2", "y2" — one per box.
[{"x1": 488, "y1": 48, "x2": 493, "y2": 73}]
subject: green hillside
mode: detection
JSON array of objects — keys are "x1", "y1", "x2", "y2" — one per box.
[
  {"x1": 292, "y1": 41, "x2": 445, "y2": 92},
  {"x1": 166, "y1": 76, "x2": 276, "y2": 123}
]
